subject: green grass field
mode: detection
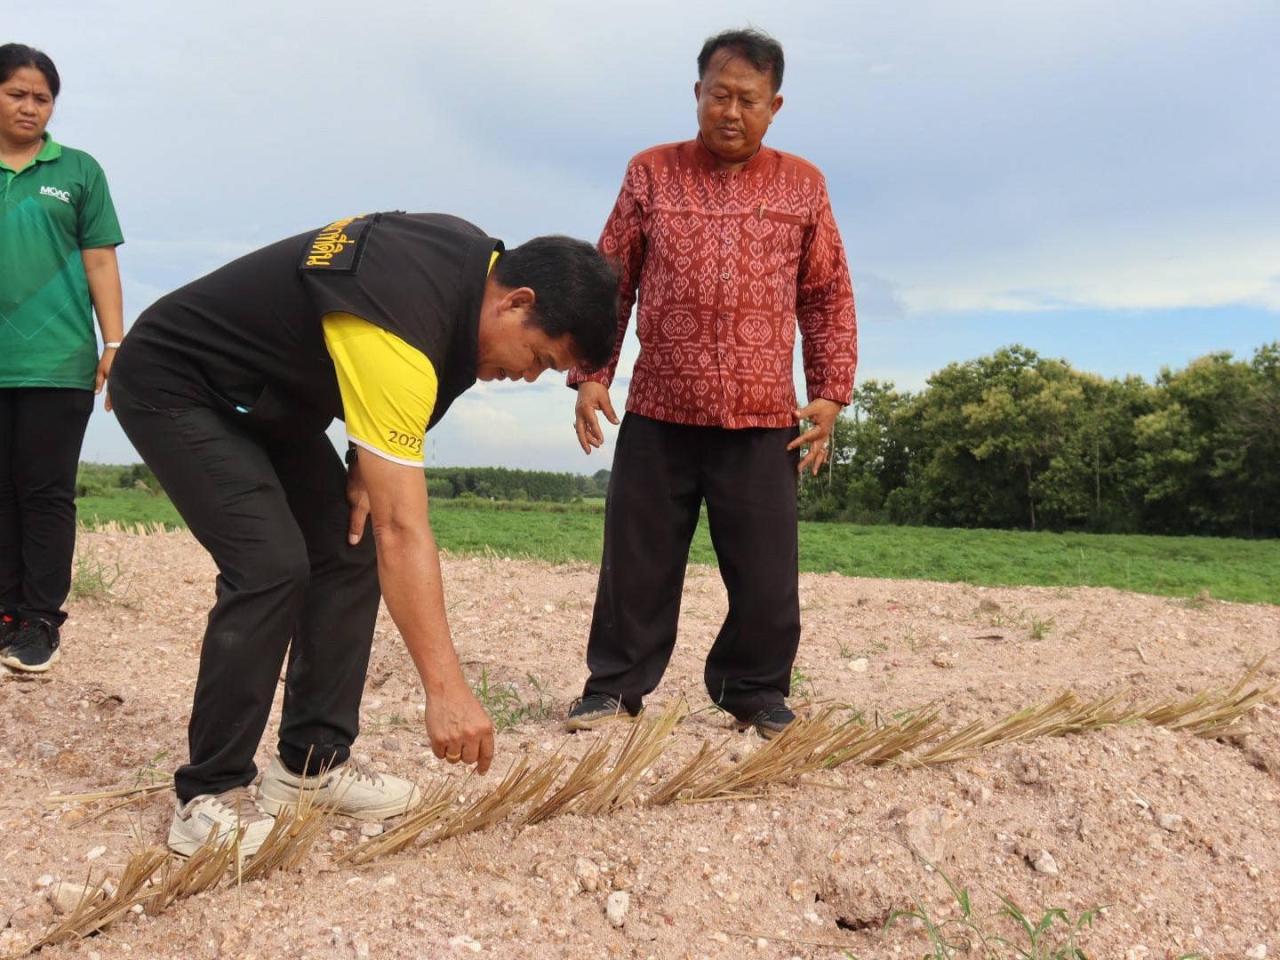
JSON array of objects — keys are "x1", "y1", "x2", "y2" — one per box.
[{"x1": 76, "y1": 491, "x2": 1279, "y2": 604}]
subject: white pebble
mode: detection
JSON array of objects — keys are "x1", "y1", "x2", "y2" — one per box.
[
  {"x1": 606, "y1": 891, "x2": 630, "y2": 928},
  {"x1": 1246, "y1": 946, "x2": 1267, "y2": 960},
  {"x1": 1031, "y1": 850, "x2": 1060, "y2": 876},
  {"x1": 86, "y1": 846, "x2": 107, "y2": 861},
  {"x1": 575, "y1": 857, "x2": 600, "y2": 893},
  {"x1": 48, "y1": 882, "x2": 105, "y2": 915}
]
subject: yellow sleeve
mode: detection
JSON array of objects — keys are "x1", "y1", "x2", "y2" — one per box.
[{"x1": 322, "y1": 312, "x2": 438, "y2": 466}]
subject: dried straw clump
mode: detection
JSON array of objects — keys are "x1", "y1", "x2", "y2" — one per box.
[
  {"x1": 241, "y1": 788, "x2": 332, "y2": 881},
  {"x1": 647, "y1": 740, "x2": 725, "y2": 806},
  {"x1": 434, "y1": 755, "x2": 563, "y2": 841},
  {"x1": 47, "y1": 778, "x2": 172, "y2": 827},
  {"x1": 1142, "y1": 658, "x2": 1271, "y2": 739},
  {"x1": 142, "y1": 831, "x2": 241, "y2": 914},
  {"x1": 341, "y1": 778, "x2": 459, "y2": 865},
  {"x1": 15, "y1": 800, "x2": 330, "y2": 956},
  {"x1": 822, "y1": 707, "x2": 943, "y2": 769},
  {"x1": 915, "y1": 694, "x2": 1113, "y2": 765},
  {"x1": 26, "y1": 847, "x2": 169, "y2": 951},
  {"x1": 77, "y1": 520, "x2": 176, "y2": 537},
  {"x1": 523, "y1": 734, "x2": 614, "y2": 824},
  {"x1": 575, "y1": 704, "x2": 684, "y2": 815},
  {"x1": 680, "y1": 711, "x2": 843, "y2": 802}
]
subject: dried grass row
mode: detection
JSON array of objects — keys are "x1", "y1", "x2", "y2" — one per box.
[
  {"x1": 18, "y1": 665, "x2": 1271, "y2": 957},
  {"x1": 77, "y1": 520, "x2": 176, "y2": 537}
]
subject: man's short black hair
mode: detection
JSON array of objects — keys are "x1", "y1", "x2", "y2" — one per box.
[
  {"x1": 0, "y1": 43, "x2": 61, "y2": 99},
  {"x1": 697, "y1": 28, "x2": 784, "y2": 92},
  {"x1": 495, "y1": 236, "x2": 619, "y2": 372}
]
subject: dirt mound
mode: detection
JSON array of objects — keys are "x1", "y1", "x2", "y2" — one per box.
[{"x1": 2, "y1": 531, "x2": 1277, "y2": 959}]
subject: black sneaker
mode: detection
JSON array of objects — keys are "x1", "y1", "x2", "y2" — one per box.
[
  {"x1": 0, "y1": 614, "x2": 18, "y2": 654},
  {"x1": 0, "y1": 618, "x2": 61, "y2": 673},
  {"x1": 735, "y1": 703, "x2": 796, "y2": 741},
  {"x1": 564, "y1": 693, "x2": 635, "y2": 732}
]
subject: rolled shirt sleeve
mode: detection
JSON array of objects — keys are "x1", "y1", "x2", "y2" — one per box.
[{"x1": 322, "y1": 312, "x2": 438, "y2": 466}]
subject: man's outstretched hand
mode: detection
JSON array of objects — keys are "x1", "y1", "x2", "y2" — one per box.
[{"x1": 425, "y1": 678, "x2": 495, "y2": 775}]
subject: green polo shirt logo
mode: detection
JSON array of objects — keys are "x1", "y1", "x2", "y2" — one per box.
[
  {"x1": 39, "y1": 185, "x2": 73, "y2": 204},
  {"x1": 0, "y1": 134, "x2": 123, "y2": 389}
]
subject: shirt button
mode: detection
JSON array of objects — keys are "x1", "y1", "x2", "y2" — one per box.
[{"x1": 720, "y1": 271, "x2": 731, "y2": 281}]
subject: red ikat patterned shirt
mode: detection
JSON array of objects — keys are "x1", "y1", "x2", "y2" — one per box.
[{"x1": 569, "y1": 137, "x2": 857, "y2": 428}]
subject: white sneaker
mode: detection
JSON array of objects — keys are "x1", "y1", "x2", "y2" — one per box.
[
  {"x1": 258, "y1": 755, "x2": 422, "y2": 822},
  {"x1": 168, "y1": 786, "x2": 275, "y2": 858}
]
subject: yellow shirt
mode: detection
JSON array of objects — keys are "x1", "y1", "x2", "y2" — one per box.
[
  {"x1": 322, "y1": 249, "x2": 498, "y2": 465},
  {"x1": 323, "y1": 313, "x2": 438, "y2": 465}
]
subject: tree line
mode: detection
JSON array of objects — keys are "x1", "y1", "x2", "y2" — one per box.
[
  {"x1": 79, "y1": 462, "x2": 612, "y2": 505},
  {"x1": 425, "y1": 466, "x2": 609, "y2": 502},
  {"x1": 800, "y1": 342, "x2": 1280, "y2": 537}
]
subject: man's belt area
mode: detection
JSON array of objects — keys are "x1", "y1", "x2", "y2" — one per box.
[{"x1": 222, "y1": 382, "x2": 333, "y2": 445}]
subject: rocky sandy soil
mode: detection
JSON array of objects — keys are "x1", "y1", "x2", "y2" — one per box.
[{"x1": 2, "y1": 529, "x2": 1279, "y2": 960}]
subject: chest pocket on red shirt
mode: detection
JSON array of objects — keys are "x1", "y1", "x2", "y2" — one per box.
[{"x1": 742, "y1": 210, "x2": 806, "y2": 281}]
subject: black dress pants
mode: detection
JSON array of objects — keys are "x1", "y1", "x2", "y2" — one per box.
[
  {"x1": 0, "y1": 387, "x2": 94, "y2": 625},
  {"x1": 583, "y1": 413, "x2": 801, "y2": 720},
  {"x1": 109, "y1": 374, "x2": 381, "y2": 803}
]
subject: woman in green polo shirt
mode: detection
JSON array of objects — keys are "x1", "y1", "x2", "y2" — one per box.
[{"x1": 0, "y1": 44, "x2": 124, "y2": 673}]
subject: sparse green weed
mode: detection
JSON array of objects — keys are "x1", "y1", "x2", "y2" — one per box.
[
  {"x1": 790, "y1": 666, "x2": 817, "y2": 700},
  {"x1": 471, "y1": 669, "x2": 553, "y2": 731},
  {"x1": 881, "y1": 864, "x2": 1104, "y2": 959},
  {"x1": 70, "y1": 553, "x2": 129, "y2": 603},
  {"x1": 840, "y1": 639, "x2": 887, "y2": 659},
  {"x1": 1028, "y1": 614, "x2": 1055, "y2": 640}
]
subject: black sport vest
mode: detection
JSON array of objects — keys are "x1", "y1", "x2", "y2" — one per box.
[{"x1": 121, "y1": 212, "x2": 501, "y2": 443}]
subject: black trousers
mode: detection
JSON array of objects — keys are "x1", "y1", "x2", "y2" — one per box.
[
  {"x1": 109, "y1": 372, "x2": 381, "y2": 804},
  {"x1": 583, "y1": 413, "x2": 801, "y2": 720},
  {"x1": 0, "y1": 387, "x2": 94, "y2": 625}
]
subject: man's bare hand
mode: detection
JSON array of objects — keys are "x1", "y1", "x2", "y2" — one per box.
[
  {"x1": 573, "y1": 381, "x2": 619, "y2": 454},
  {"x1": 425, "y1": 680, "x2": 495, "y2": 775},
  {"x1": 788, "y1": 398, "x2": 842, "y2": 475},
  {"x1": 345, "y1": 456, "x2": 371, "y2": 545}
]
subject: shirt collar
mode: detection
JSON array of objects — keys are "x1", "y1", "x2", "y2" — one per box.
[
  {"x1": 35, "y1": 133, "x2": 62, "y2": 162},
  {"x1": 0, "y1": 133, "x2": 60, "y2": 175},
  {"x1": 693, "y1": 133, "x2": 769, "y2": 175}
]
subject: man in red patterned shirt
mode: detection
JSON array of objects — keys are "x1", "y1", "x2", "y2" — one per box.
[{"x1": 566, "y1": 28, "x2": 857, "y2": 738}]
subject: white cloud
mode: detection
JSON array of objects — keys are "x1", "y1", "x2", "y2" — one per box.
[
  {"x1": 894, "y1": 228, "x2": 1280, "y2": 315},
  {"x1": 15, "y1": 0, "x2": 1276, "y2": 471}
]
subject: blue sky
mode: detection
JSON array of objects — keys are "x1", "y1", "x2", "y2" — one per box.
[{"x1": 13, "y1": 0, "x2": 1278, "y2": 473}]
